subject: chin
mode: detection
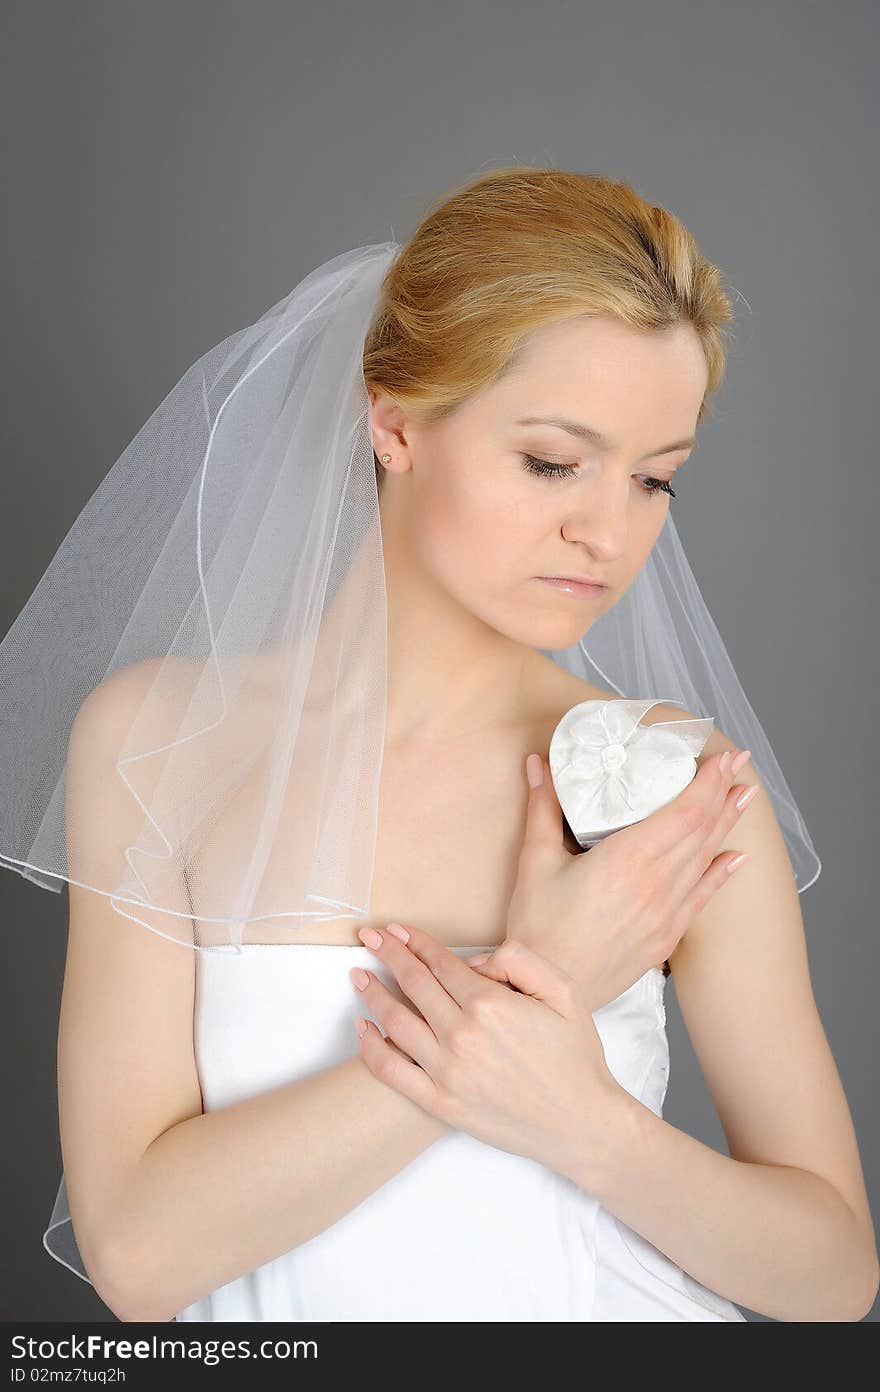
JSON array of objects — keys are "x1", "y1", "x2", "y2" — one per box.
[
  {"x1": 543, "y1": 623, "x2": 596, "y2": 650},
  {"x1": 501, "y1": 614, "x2": 592, "y2": 651}
]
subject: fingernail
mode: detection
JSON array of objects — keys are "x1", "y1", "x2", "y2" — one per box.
[
  {"x1": 358, "y1": 926, "x2": 384, "y2": 949},
  {"x1": 349, "y1": 966, "x2": 370, "y2": 990},
  {"x1": 735, "y1": 785, "x2": 759, "y2": 811},
  {"x1": 469, "y1": 952, "x2": 491, "y2": 966},
  {"x1": 720, "y1": 750, "x2": 731, "y2": 774},
  {"x1": 526, "y1": 753, "x2": 544, "y2": 789},
  {"x1": 355, "y1": 1017, "x2": 368, "y2": 1037},
  {"x1": 385, "y1": 922, "x2": 410, "y2": 943},
  {"x1": 731, "y1": 749, "x2": 752, "y2": 775},
  {"x1": 727, "y1": 852, "x2": 749, "y2": 874}
]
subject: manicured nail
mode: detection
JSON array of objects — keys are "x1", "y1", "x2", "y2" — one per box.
[
  {"x1": 385, "y1": 922, "x2": 410, "y2": 943},
  {"x1": 349, "y1": 966, "x2": 370, "y2": 991},
  {"x1": 526, "y1": 753, "x2": 544, "y2": 789},
  {"x1": 358, "y1": 926, "x2": 383, "y2": 949},
  {"x1": 727, "y1": 852, "x2": 749, "y2": 874},
  {"x1": 735, "y1": 785, "x2": 759, "y2": 812},
  {"x1": 720, "y1": 750, "x2": 731, "y2": 774},
  {"x1": 731, "y1": 749, "x2": 752, "y2": 775},
  {"x1": 355, "y1": 1017, "x2": 368, "y2": 1037}
]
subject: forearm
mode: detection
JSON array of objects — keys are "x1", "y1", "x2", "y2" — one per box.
[
  {"x1": 557, "y1": 1090, "x2": 879, "y2": 1322},
  {"x1": 101, "y1": 1054, "x2": 446, "y2": 1321}
]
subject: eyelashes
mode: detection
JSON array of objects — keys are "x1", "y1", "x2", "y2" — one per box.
[{"x1": 520, "y1": 453, "x2": 677, "y2": 499}]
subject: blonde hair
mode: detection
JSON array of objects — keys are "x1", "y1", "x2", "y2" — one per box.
[{"x1": 362, "y1": 165, "x2": 736, "y2": 487}]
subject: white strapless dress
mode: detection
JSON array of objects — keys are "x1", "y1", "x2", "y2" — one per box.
[{"x1": 174, "y1": 943, "x2": 746, "y2": 1322}]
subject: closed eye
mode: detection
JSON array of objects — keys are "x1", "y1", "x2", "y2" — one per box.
[{"x1": 520, "y1": 454, "x2": 677, "y2": 499}]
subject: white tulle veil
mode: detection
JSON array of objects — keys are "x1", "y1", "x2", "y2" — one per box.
[{"x1": 0, "y1": 241, "x2": 820, "y2": 1291}]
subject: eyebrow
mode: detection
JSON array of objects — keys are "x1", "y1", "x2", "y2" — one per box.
[{"x1": 514, "y1": 415, "x2": 696, "y2": 459}]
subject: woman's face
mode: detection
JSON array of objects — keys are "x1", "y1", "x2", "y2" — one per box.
[{"x1": 371, "y1": 312, "x2": 709, "y2": 652}]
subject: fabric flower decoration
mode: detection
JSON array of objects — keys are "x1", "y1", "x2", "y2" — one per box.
[{"x1": 548, "y1": 698, "x2": 716, "y2": 848}]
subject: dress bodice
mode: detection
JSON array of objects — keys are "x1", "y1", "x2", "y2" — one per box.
[{"x1": 173, "y1": 943, "x2": 745, "y2": 1322}]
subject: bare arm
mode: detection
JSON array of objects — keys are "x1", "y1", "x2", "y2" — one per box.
[
  {"x1": 560, "y1": 725, "x2": 879, "y2": 1322},
  {"x1": 567, "y1": 1090, "x2": 877, "y2": 1323},
  {"x1": 59, "y1": 661, "x2": 445, "y2": 1324},
  {"x1": 103, "y1": 1052, "x2": 446, "y2": 1323}
]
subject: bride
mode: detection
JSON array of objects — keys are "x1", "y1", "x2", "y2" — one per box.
[{"x1": 42, "y1": 166, "x2": 879, "y2": 1322}]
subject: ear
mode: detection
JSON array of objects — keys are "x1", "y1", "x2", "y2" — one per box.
[{"x1": 369, "y1": 392, "x2": 414, "y2": 475}]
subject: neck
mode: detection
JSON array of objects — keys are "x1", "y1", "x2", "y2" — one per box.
[{"x1": 310, "y1": 474, "x2": 539, "y2": 746}]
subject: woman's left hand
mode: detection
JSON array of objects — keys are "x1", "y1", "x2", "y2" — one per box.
[{"x1": 350, "y1": 921, "x2": 624, "y2": 1173}]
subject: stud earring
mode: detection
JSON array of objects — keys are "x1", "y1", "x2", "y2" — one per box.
[{"x1": 380, "y1": 453, "x2": 391, "y2": 463}]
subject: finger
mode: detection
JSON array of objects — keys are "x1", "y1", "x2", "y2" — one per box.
[
  {"x1": 469, "y1": 937, "x2": 578, "y2": 1018},
  {"x1": 700, "y1": 772, "x2": 761, "y2": 862},
  {"x1": 367, "y1": 921, "x2": 492, "y2": 1013},
  {"x1": 706, "y1": 747, "x2": 753, "y2": 826},
  {"x1": 357, "y1": 926, "x2": 462, "y2": 1031},
  {"x1": 466, "y1": 950, "x2": 522, "y2": 991},
  {"x1": 466, "y1": 951, "x2": 516, "y2": 987},
  {"x1": 349, "y1": 965, "x2": 440, "y2": 1072},
  {"x1": 665, "y1": 763, "x2": 760, "y2": 885},
  {"x1": 672, "y1": 843, "x2": 751, "y2": 929},
  {"x1": 356, "y1": 1018, "x2": 440, "y2": 1114},
  {"x1": 517, "y1": 754, "x2": 571, "y2": 874},
  {"x1": 679, "y1": 747, "x2": 739, "y2": 838},
  {"x1": 638, "y1": 748, "x2": 737, "y2": 860}
]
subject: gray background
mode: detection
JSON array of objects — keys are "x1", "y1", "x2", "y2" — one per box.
[{"x1": 2, "y1": 0, "x2": 877, "y2": 1323}]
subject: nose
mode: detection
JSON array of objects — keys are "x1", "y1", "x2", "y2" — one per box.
[{"x1": 560, "y1": 473, "x2": 631, "y2": 561}]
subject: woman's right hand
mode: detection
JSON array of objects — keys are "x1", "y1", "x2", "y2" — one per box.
[{"x1": 474, "y1": 746, "x2": 758, "y2": 1013}]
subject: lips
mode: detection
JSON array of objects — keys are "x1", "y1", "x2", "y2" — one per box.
[
  {"x1": 542, "y1": 575, "x2": 608, "y2": 588},
  {"x1": 537, "y1": 576, "x2": 608, "y2": 600}
]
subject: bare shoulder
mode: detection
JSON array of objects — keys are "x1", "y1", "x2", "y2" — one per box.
[
  {"x1": 64, "y1": 651, "x2": 206, "y2": 1026},
  {"x1": 524, "y1": 653, "x2": 629, "y2": 728}
]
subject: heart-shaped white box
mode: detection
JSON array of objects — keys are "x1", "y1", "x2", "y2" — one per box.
[{"x1": 548, "y1": 697, "x2": 716, "y2": 847}]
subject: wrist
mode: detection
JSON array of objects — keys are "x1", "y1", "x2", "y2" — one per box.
[{"x1": 554, "y1": 1079, "x2": 648, "y2": 1199}]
